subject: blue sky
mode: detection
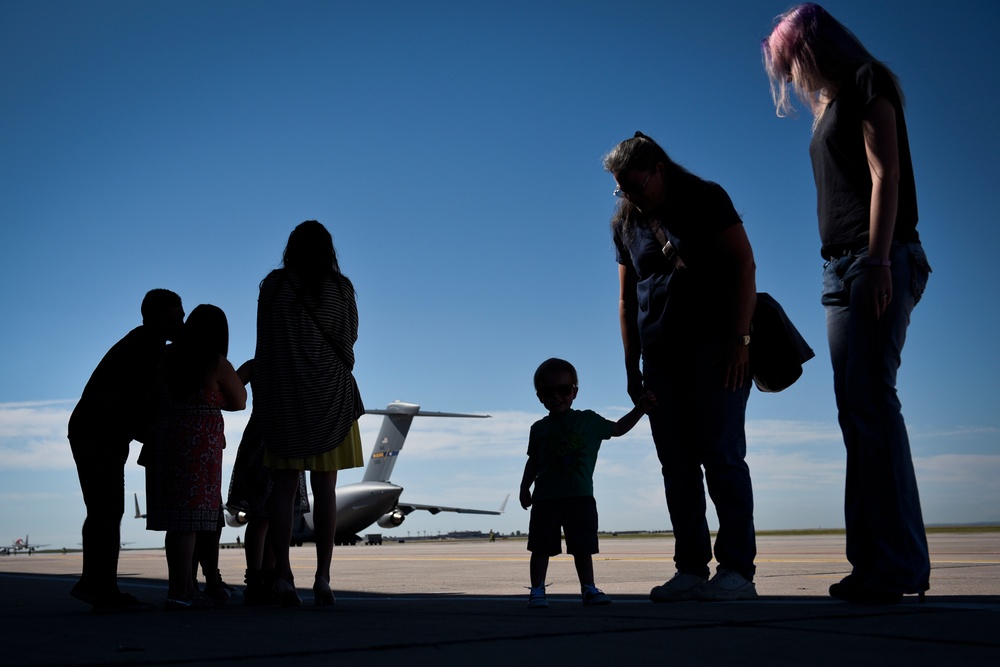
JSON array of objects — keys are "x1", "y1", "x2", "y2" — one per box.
[{"x1": 2, "y1": 0, "x2": 998, "y2": 550}]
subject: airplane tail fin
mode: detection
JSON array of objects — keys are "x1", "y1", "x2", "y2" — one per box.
[
  {"x1": 361, "y1": 402, "x2": 490, "y2": 483},
  {"x1": 133, "y1": 493, "x2": 145, "y2": 519}
]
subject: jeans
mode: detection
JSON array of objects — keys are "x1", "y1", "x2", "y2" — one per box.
[
  {"x1": 822, "y1": 242, "x2": 931, "y2": 594},
  {"x1": 643, "y1": 341, "x2": 756, "y2": 581}
]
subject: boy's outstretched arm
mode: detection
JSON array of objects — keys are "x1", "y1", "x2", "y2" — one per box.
[
  {"x1": 612, "y1": 391, "x2": 657, "y2": 437},
  {"x1": 519, "y1": 457, "x2": 537, "y2": 509}
]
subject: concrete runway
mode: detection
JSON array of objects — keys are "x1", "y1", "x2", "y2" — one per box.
[{"x1": 2, "y1": 532, "x2": 998, "y2": 666}]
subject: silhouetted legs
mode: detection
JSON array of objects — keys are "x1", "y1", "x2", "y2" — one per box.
[
  {"x1": 644, "y1": 342, "x2": 756, "y2": 582},
  {"x1": 310, "y1": 470, "x2": 338, "y2": 585},
  {"x1": 164, "y1": 530, "x2": 198, "y2": 600},
  {"x1": 268, "y1": 469, "x2": 301, "y2": 585},
  {"x1": 70, "y1": 439, "x2": 128, "y2": 599}
]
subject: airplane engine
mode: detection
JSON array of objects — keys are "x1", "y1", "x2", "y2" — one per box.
[
  {"x1": 225, "y1": 509, "x2": 248, "y2": 528},
  {"x1": 377, "y1": 510, "x2": 405, "y2": 529}
]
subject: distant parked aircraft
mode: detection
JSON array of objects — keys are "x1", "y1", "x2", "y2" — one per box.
[{"x1": 1, "y1": 536, "x2": 48, "y2": 555}]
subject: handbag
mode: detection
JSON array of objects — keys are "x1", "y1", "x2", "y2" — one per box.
[
  {"x1": 750, "y1": 292, "x2": 815, "y2": 392},
  {"x1": 648, "y1": 221, "x2": 813, "y2": 392}
]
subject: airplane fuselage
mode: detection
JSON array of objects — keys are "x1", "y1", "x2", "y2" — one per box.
[{"x1": 293, "y1": 481, "x2": 405, "y2": 545}]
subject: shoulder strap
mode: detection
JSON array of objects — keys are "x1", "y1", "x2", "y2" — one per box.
[
  {"x1": 649, "y1": 219, "x2": 686, "y2": 270},
  {"x1": 288, "y1": 278, "x2": 354, "y2": 371}
]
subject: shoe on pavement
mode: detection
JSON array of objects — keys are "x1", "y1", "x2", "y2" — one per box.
[
  {"x1": 829, "y1": 577, "x2": 902, "y2": 605},
  {"x1": 527, "y1": 585, "x2": 548, "y2": 609},
  {"x1": 582, "y1": 584, "x2": 612, "y2": 606},
  {"x1": 649, "y1": 572, "x2": 707, "y2": 602},
  {"x1": 69, "y1": 582, "x2": 99, "y2": 606},
  {"x1": 697, "y1": 568, "x2": 758, "y2": 601}
]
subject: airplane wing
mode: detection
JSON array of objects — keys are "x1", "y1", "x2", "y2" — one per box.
[{"x1": 397, "y1": 494, "x2": 509, "y2": 517}]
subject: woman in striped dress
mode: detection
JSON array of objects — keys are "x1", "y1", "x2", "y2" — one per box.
[{"x1": 253, "y1": 220, "x2": 364, "y2": 606}]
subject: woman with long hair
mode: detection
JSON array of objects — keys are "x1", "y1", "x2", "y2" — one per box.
[
  {"x1": 144, "y1": 304, "x2": 247, "y2": 608},
  {"x1": 253, "y1": 220, "x2": 363, "y2": 606},
  {"x1": 763, "y1": 3, "x2": 931, "y2": 603},
  {"x1": 604, "y1": 132, "x2": 758, "y2": 602}
]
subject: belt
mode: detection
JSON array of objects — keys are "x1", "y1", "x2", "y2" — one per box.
[{"x1": 821, "y1": 243, "x2": 866, "y2": 260}]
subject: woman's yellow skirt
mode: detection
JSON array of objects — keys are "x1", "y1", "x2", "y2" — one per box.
[{"x1": 264, "y1": 421, "x2": 364, "y2": 472}]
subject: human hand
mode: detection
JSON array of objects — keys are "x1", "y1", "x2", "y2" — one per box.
[
  {"x1": 723, "y1": 341, "x2": 750, "y2": 391},
  {"x1": 863, "y1": 265, "x2": 893, "y2": 320},
  {"x1": 519, "y1": 487, "x2": 532, "y2": 510},
  {"x1": 626, "y1": 371, "x2": 645, "y2": 405},
  {"x1": 236, "y1": 359, "x2": 254, "y2": 385},
  {"x1": 637, "y1": 390, "x2": 657, "y2": 413}
]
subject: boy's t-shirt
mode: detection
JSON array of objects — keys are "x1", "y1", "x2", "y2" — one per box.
[{"x1": 527, "y1": 409, "x2": 616, "y2": 501}]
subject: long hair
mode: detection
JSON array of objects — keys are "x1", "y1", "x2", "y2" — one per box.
[
  {"x1": 167, "y1": 304, "x2": 229, "y2": 399},
  {"x1": 762, "y1": 3, "x2": 903, "y2": 121},
  {"x1": 280, "y1": 220, "x2": 353, "y2": 298},
  {"x1": 602, "y1": 132, "x2": 691, "y2": 241}
]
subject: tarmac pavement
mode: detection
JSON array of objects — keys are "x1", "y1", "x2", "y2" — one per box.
[{"x1": 1, "y1": 532, "x2": 998, "y2": 666}]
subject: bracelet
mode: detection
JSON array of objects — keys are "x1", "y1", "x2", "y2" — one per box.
[{"x1": 864, "y1": 257, "x2": 892, "y2": 267}]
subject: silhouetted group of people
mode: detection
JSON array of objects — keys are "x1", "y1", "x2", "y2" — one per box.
[
  {"x1": 69, "y1": 221, "x2": 360, "y2": 611},
  {"x1": 70, "y1": 3, "x2": 931, "y2": 612}
]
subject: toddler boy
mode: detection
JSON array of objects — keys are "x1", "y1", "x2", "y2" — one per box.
[{"x1": 519, "y1": 358, "x2": 655, "y2": 608}]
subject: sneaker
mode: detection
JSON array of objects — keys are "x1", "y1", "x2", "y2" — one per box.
[
  {"x1": 527, "y1": 586, "x2": 548, "y2": 609},
  {"x1": 581, "y1": 584, "x2": 612, "y2": 606},
  {"x1": 649, "y1": 572, "x2": 707, "y2": 602},
  {"x1": 697, "y1": 568, "x2": 758, "y2": 601}
]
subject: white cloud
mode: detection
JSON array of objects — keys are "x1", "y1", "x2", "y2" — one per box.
[
  {"x1": 4, "y1": 402, "x2": 999, "y2": 528},
  {"x1": 384, "y1": 410, "x2": 538, "y2": 460},
  {"x1": 0, "y1": 401, "x2": 252, "y2": 471},
  {"x1": 746, "y1": 419, "x2": 843, "y2": 447},
  {"x1": 916, "y1": 453, "x2": 1000, "y2": 485},
  {"x1": 911, "y1": 426, "x2": 999, "y2": 440},
  {"x1": 0, "y1": 401, "x2": 75, "y2": 470}
]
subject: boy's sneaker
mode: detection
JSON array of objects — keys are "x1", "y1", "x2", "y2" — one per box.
[
  {"x1": 581, "y1": 584, "x2": 612, "y2": 606},
  {"x1": 649, "y1": 572, "x2": 707, "y2": 602},
  {"x1": 697, "y1": 568, "x2": 758, "y2": 601},
  {"x1": 527, "y1": 586, "x2": 548, "y2": 609}
]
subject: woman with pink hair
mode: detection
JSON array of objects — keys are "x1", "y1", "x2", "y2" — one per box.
[{"x1": 763, "y1": 4, "x2": 931, "y2": 604}]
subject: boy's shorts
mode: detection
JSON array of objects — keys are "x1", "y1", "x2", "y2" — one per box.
[{"x1": 527, "y1": 496, "x2": 599, "y2": 557}]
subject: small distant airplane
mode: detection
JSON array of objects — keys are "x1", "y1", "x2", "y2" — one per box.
[
  {"x1": 229, "y1": 401, "x2": 508, "y2": 545},
  {"x1": 1, "y1": 536, "x2": 48, "y2": 555},
  {"x1": 134, "y1": 402, "x2": 508, "y2": 546}
]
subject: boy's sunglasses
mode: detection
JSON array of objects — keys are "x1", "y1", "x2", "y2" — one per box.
[{"x1": 537, "y1": 384, "x2": 576, "y2": 399}]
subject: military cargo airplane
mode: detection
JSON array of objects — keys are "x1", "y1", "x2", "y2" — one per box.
[
  {"x1": 229, "y1": 401, "x2": 507, "y2": 545},
  {"x1": 136, "y1": 402, "x2": 507, "y2": 545}
]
